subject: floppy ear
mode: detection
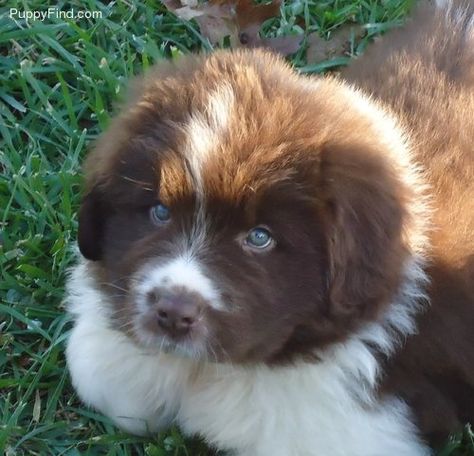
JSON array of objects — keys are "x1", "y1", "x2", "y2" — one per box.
[
  {"x1": 78, "y1": 184, "x2": 110, "y2": 261},
  {"x1": 320, "y1": 144, "x2": 411, "y2": 321},
  {"x1": 77, "y1": 146, "x2": 160, "y2": 261}
]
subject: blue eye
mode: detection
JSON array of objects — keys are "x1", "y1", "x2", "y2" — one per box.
[
  {"x1": 150, "y1": 203, "x2": 171, "y2": 224},
  {"x1": 246, "y1": 227, "x2": 273, "y2": 249}
]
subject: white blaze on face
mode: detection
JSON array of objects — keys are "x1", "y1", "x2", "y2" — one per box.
[
  {"x1": 136, "y1": 85, "x2": 235, "y2": 314},
  {"x1": 137, "y1": 255, "x2": 223, "y2": 311},
  {"x1": 184, "y1": 84, "x2": 235, "y2": 253},
  {"x1": 185, "y1": 83, "x2": 235, "y2": 191}
]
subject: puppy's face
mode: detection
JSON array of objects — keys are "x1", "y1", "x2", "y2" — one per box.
[{"x1": 78, "y1": 50, "x2": 413, "y2": 364}]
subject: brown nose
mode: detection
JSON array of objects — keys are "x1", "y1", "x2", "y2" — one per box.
[{"x1": 154, "y1": 291, "x2": 200, "y2": 337}]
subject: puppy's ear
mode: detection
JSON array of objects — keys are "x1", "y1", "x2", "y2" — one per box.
[
  {"x1": 321, "y1": 144, "x2": 411, "y2": 321},
  {"x1": 77, "y1": 147, "x2": 160, "y2": 261},
  {"x1": 78, "y1": 184, "x2": 110, "y2": 261}
]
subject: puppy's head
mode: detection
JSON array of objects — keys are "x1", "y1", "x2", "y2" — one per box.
[{"x1": 78, "y1": 50, "x2": 420, "y2": 364}]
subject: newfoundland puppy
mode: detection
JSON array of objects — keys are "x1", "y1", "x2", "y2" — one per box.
[{"x1": 66, "y1": 0, "x2": 474, "y2": 454}]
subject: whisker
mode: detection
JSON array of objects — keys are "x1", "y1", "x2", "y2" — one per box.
[
  {"x1": 100, "y1": 282, "x2": 129, "y2": 293},
  {"x1": 115, "y1": 320, "x2": 135, "y2": 332},
  {"x1": 206, "y1": 335, "x2": 235, "y2": 376},
  {"x1": 118, "y1": 174, "x2": 154, "y2": 191}
]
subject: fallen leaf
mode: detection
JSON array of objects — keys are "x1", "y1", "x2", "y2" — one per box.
[
  {"x1": 235, "y1": 0, "x2": 280, "y2": 30},
  {"x1": 165, "y1": 1, "x2": 239, "y2": 46},
  {"x1": 238, "y1": 22, "x2": 301, "y2": 54},
  {"x1": 195, "y1": 3, "x2": 240, "y2": 46},
  {"x1": 306, "y1": 25, "x2": 364, "y2": 63},
  {"x1": 162, "y1": 0, "x2": 299, "y2": 56}
]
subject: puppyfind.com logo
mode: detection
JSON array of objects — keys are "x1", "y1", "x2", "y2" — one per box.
[{"x1": 9, "y1": 7, "x2": 103, "y2": 21}]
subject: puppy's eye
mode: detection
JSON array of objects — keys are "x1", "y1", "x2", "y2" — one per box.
[
  {"x1": 150, "y1": 203, "x2": 171, "y2": 224},
  {"x1": 245, "y1": 227, "x2": 273, "y2": 249}
]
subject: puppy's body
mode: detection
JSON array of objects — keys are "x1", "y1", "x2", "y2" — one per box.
[
  {"x1": 66, "y1": 1, "x2": 474, "y2": 455},
  {"x1": 343, "y1": 0, "x2": 474, "y2": 444}
]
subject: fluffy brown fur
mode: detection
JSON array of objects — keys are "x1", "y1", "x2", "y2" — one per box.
[
  {"x1": 74, "y1": 0, "x2": 474, "y2": 449},
  {"x1": 343, "y1": 0, "x2": 474, "y2": 446}
]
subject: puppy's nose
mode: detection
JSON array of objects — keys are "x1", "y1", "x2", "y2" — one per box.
[{"x1": 155, "y1": 292, "x2": 200, "y2": 336}]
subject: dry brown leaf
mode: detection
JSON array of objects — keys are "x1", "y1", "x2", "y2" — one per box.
[
  {"x1": 239, "y1": 23, "x2": 302, "y2": 55},
  {"x1": 164, "y1": 1, "x2": 239, "y2": 46},
  {"x1": 306, "y1": 25, "x2": 364, "y2": 63},
  {"x1": 235, "y1": 0, "x2": 281, "y2": 29},
  {"x1": 163, "y1": 0, "x2": 298, "y2": 56},
  {"x1": 195, "y1": 5, "x2": 240, "y2": 47}
]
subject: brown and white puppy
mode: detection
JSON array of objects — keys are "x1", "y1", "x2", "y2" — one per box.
[{"x1": 66, "y1": 1, "x2": 474, "y2": 454}]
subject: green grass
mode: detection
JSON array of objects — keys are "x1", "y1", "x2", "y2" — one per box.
[{"x1": 1, "y1": 0, "x2": 473, "y2": 455}]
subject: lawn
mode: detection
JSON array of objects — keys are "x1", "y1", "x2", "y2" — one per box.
[{"x1": 1, "y1": 0, "x2": 473, "y2": 455}]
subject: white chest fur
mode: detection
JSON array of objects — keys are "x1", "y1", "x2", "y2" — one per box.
[{"x1": 66, "y1": 260, "x2": 431, "y2": 456}]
